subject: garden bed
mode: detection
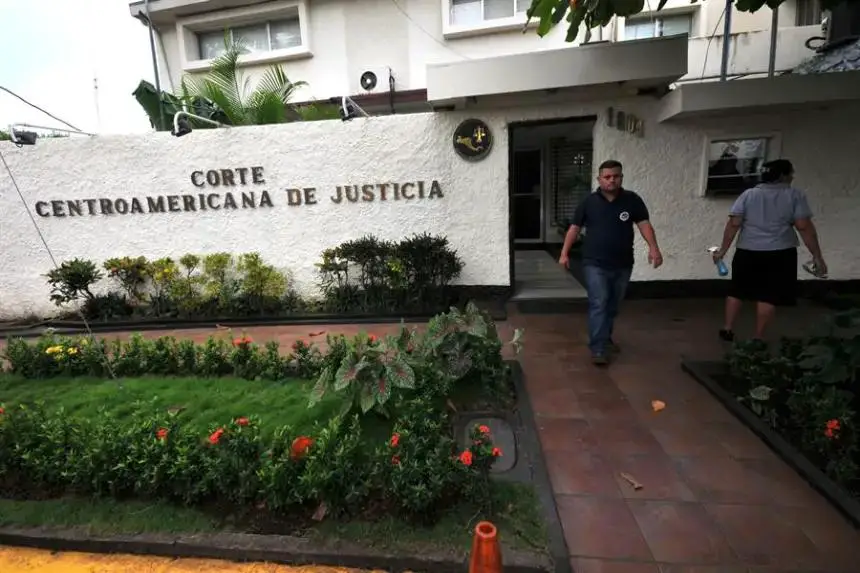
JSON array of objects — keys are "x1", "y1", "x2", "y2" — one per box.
[
  {"x1": 10, "y1": 234, "x2": 512, "y2": 337},
  {"x1": 681, "y1": 309, "x2": 860, "y2": 529},
  {"x1": 0, "y1": 304, "x2": 558, "y2": 570}
]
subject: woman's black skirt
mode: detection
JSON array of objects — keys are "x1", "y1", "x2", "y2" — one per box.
[{"x1": 730, "y1": 247, "x2": 798, "y2": 307}]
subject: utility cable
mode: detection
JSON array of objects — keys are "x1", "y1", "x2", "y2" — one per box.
[
  {"x1": 389, "y1": 0, "x2": 472, "y2": 61},
  {"x1": 0, "y1": 85, "x2": 83, "y2": 133},
  {"x1": 0, "y1": 148, "x2": 117, "y2": 379},
  {"x1": 700, "y1": 6, "x2": 727, "y2": 80}
]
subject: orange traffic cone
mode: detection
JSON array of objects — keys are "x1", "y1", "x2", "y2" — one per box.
[{"x1": 469, "y1": 521, "x2": 502, "y2": 573}]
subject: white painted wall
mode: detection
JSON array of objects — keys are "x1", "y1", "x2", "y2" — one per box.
[
  {"x1": 0, "y1": 113, "x2": 507, "y2": 320},
  {"x1": 147, "y1": 0, "x2": 822, "y2": 105},
  {"x1": 3, "y1": 100, "x2": 858, "y2": 319}
]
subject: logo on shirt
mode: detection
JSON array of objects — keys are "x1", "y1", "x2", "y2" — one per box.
[{"x1": 619, "y1": 211, "x2": 630, "y2": 222}]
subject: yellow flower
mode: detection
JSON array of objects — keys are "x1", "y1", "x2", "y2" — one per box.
[
  {"x1": 45, "y1": 345, "x2": 64, "y2": 355},
  {"x1": 67, "y1": 347, "x2": 78, "y2": 355}
]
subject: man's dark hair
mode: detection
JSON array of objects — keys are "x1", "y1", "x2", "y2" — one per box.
[
  {"x1": 760, "y1": 159, "x2": 793, "y2": 184},
  {"x1": 598, "y1": 159, "x2": 623, "y2": 172}
]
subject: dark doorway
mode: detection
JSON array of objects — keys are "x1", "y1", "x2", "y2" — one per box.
[
  {"x1": 507, "y1": 116, "x2": 597, "y2": 302},
  {"x1": 512, "y1": 149, "x2": 543, "y2": 242}
]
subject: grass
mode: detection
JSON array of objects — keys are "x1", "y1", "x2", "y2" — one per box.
[
  {"x1": 0, "y1": 482, "x2": 548, "y2": 554},
  {"x1": 0, "y1": 373, "x2": 546, "y2": 555},
  {"x1": 0, "y1": 374, "x2": 345, "y2": 438}
]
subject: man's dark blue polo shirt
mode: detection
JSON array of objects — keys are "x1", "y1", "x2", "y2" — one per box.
[{"x1": 571, "y1": 188, "x2": 650, "y2": 270}]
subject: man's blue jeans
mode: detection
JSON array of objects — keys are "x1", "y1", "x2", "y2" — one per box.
[{"x1": 582, "y1": 265, "x2": 632, "y2": 356}]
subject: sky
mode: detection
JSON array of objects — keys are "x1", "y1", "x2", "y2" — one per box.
[{"x1": 0, "y1": 0, "x2": 155, "y2": 135}]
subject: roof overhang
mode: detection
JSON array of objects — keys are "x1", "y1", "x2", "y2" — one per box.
[
  {"x1": 129, "y1": 0, "x2": 271, "y2": 26},
  {"x1": 426, "y1": 35, "x2": 688, "y2": 105},
  {"x1": 658, "y1": 70, "x2": 860, "y2": 122}
]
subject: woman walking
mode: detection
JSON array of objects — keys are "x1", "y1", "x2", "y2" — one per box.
[{"x1": 712, "y1": 159, "x2": 827, "y2": 341}]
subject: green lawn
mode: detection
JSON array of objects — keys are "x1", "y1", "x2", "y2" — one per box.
[
  {"x1": 0, "y1": 374, "x2": 343, "y2": 438},
  {"x1": 0, "y1": 481, "x2": 547, "y2": 554},
  {"x1": 0, "y1": 373, "x2": 547, "y2": 555}
]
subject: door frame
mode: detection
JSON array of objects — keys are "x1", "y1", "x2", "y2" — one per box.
[
  {"x1": 507, "y1": 115, "x2": 598, "y2": 295},
  {"x1": 512, "y1": 147, "x2": 545, "y2": 245}
]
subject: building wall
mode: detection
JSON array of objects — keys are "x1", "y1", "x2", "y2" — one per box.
[
  {"x1": 2, "y1": 100, "x2": 857, "y2": 319},
  {"x1": 148, "y1": 0, "x2": 823, "y2": 104}
]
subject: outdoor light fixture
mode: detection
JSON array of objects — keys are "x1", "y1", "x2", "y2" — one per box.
[
  {"x1": 7, "y1": 123, "x2": 95, "y2": 147},
  {"x1": 171, "y1": 111, "x2": 231, "y2": 137},
  {"x1": 336, "y1": 96, "x2": 370, "y2": 121}
]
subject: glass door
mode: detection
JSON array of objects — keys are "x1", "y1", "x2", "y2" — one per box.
[{"x1": 512, "y1": 149, "x2": 543, "y2": 243}]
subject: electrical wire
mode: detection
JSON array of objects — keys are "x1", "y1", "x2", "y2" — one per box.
[
  {"x1": 700, "y1": 6, "x2": 727, "y2": 80},
  {"x1": 0, "y1": 148, "x2": 117, "y2": 379},
  {"x1": 389, "y1": 0, "x2": 472, "y2": 61},
  {"x1": 0, "y1": 85, "x2": 83, "y2": 133}
]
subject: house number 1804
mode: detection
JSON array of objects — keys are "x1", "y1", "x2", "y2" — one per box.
[{"x1": 606, "y1": 107, "x2": 644, "y2": 137}]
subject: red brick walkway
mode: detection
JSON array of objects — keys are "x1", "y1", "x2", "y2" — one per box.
[{"x1": 503, "y1": 299, "x2": 859, "y2": 573}]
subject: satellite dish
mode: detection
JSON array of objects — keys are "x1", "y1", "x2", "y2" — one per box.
[{"x1": 359, "y1": 70, "x2": 378, "y2": 92}]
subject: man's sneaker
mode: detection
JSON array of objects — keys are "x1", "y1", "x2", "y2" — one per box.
[
  {"x1": 608, "y1": 340, "x2": 621, "y2": 354},
  {"x1": 592, "y1": 353, "x2": 609, "y2": 366},
  {"x1": 718, "y1": 329, "x2": 735, "y2": 342}
]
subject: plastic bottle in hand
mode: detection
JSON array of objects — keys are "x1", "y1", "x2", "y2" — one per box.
[{"x1": 707, "y1": 247, "x2": 729, "y2": 277}]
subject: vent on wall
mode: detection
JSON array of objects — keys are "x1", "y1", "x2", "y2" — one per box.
[{"x1": 353, "y1": 66, "x2": 393, "y2": 95}]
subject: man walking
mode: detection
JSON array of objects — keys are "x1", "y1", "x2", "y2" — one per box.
[{"x1": 559, "y1": 160, "x2": 663, "y2": 365}]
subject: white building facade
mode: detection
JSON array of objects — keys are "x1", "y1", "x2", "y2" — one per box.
[{"x1": 129, "y1": 0, "x2": 828, "y2": 106}]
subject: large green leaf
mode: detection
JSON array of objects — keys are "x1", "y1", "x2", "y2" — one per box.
[
  {"x1": 359, "y1": 384, "x2": 375, "y2": 413},
  {"x1": 384, "y1": 358, "x2": 416, "y2": 390},
  {"x1": 334, "y1": 354, "x2": 366, "y2": 391},
  {"x1": 309, "y1": 366, "x2": 332, "y2": 407}
]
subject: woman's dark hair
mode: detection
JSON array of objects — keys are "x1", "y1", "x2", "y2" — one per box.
[{"x1": 760, "y1": 159, "x2": 794, "y2": 184}]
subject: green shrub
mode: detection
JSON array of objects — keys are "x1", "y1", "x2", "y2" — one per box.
[
  {"x1": 45, "y1": 258, "x2": 103, "y2": 306},
  {"x1": 725, "y1": 309, "x2": 860, "y2": 495},
  {"x1": 0, "y1": 402, "x2": 503, "y2": 522},
  {"x1": 317, "y1": 233, "x2": 463, "y2": 313}
]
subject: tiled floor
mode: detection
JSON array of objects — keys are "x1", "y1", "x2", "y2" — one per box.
[
  {"x1": 502, "y1": 299, "x2": 860, "y2": 573},
  {"x1": 511, "y1": 250, "x2": 588, "y2": 301}
]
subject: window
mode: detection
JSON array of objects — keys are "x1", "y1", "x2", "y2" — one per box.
[
  {"x1": 624, "y1": 14, "x2": 692, "y2": 40},
  {"x1": 796, "y1": 0, "x2": 823, "y2": 26},
  {"x1": 197, "y1": 17, "x2": 301, "y2": 60},
  {"x1": 449, "y1": 0, "x2": 531, "y2": 27},
  {"x1": 706, "y1": 138, "x2": 769, "y2": 196}
]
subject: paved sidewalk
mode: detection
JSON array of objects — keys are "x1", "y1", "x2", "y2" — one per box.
[{"x1": 502, "y1": 299, "x2": 859, "y2": 573}]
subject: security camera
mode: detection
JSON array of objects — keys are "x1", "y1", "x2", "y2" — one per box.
[
  {"x1": 171, "y1": 111, "x2": 229, "y2": 137},
  {"x1": 337, "y1": 96, "x2": 369, "y2": 121},
  {"x1": 10, "y1": 129, "x2": 37, "y2": 146},
  {"x1": 172, "y1": 116, "x2": 193, "y2": 137}
]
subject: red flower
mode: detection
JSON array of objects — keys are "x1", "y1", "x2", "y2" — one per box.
[
  {"x1": 291, "y1": 340, "x2": 304, "y2": 351},
  {"x1": 390, "y1": 433, "x2": 400, "y2": 447},
  {"x1": 459, "y1": 450, "x2": 473, "y2": 466},
  {"x1": 233, "y1": 336, "x2": 252, "y2": 347},
  {"x1": 0, "y1": 407, "x2": 4, "y2": 415},
  {"x1": 825, "y1": 419, "x2": 841, "y2": 439},
  {"x1": 492, "y1": 447, "x2": 502, "y2": 457},
  {"x1": 368, "y1": 334, "x2": 377, "y2": 343},
  {"x1": 236, "y1": 417, "x2": 250, "y2": 427},
  {"x1": 208, "y1": 428, "x2": 225, "y2": 445},
  {"x1": 392, "y1": 455, "x2": 401, "y2": 465},
  {"x1": 156, "y1": 427, "x2": 169, "y2": 440},
  {"x1": 478, "y1": 424, "x2": 490, "y2": 435},
  {"x1": 291, "y1": 436, "x2": 314, "y2": 460}
]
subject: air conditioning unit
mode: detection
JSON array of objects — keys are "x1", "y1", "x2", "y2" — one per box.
[{"x1": 353, "y1": 66, "x2": 393, "y2": 95}]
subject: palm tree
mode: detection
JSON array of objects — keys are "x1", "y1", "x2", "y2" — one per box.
[
  {"x1": 135, "y1": 38, "x2": 339, "y2": 131},
  {"x1": 180, "y1": 39, "x2": 339, "y2": 126}
]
